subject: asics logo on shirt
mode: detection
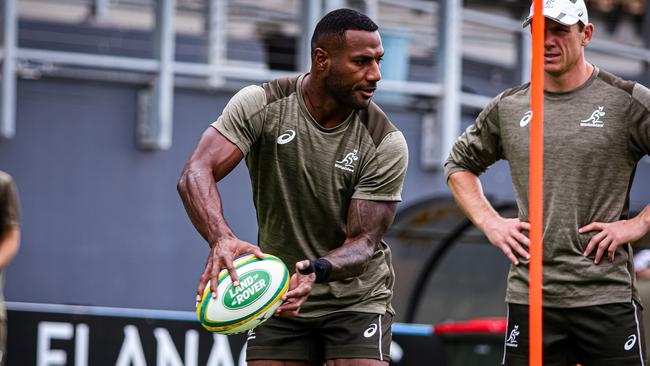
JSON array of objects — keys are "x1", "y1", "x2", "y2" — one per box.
[
  {"x1": 580, "y1": 106, "x2": 605, "y2": 128},
  {"x1": 335, "y1": 149, "x2": 359, "y2": 172},
  {"x1": 277, "y1": 130, "x2": 296, "y2": 144},
  {"x1": 363, "y1": 323, "x2": 378, "y2": 338},
  {"x1": 624, "y1": 334, "x2": 637, "y2": 351},
  {"x1": 519, "y1": 111, "x2": 533, "y2": 127}
]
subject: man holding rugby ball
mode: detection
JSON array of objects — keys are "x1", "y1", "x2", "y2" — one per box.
[{"x1": 178, "y1": 8, "x2": 408, "y2": 366}]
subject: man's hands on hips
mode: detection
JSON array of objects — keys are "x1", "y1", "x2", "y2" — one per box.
[
  {"x1": 197, "y1": 236, "x2": 264, "y2": 301},
  {"x1": 581, "y1": 218, "x2": 649, "y2": 264},
  {"x1": 276, "y1": 260, "x2": 315, "y2": 317},
  {"x1": 483, "y1": 216, "x2": 531, "y2": 265}
]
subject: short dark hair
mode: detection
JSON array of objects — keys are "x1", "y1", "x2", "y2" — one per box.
[{"x1": 311, "y1": 8, "x2": 378, "y2": 52}]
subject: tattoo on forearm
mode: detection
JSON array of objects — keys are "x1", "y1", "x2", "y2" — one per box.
[{"x1": 325, "y1": 199, "x2": 397, "y2": 281}]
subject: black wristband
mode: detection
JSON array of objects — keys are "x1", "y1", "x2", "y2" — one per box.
[{"x1": 298, "y1": 258, "x2": 332, "y2": 283}]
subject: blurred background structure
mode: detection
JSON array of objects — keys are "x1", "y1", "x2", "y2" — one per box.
[{"x1": 1, "y1": 0, "x2": 649, "y2": 328}]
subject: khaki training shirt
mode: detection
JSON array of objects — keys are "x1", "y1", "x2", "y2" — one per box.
[
  {"x1": 212, "y1": 75, "x2": 409, "y2": 317},
  {"x1": 445, "y1": 67, "x2": 650, "y2": 307}
]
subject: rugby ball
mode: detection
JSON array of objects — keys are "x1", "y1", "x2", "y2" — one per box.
[{"x1": 196, "y1": 253, "x2": 290, "y2": 334}]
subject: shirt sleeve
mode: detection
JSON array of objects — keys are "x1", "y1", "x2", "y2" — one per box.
[
  {"x1": 444, "y1": 94, "x2": 504, "y2": 180},
  {"x1": 1, "y1": 174, "x2": 20, "y2": 230},
  {"x1": 210, "y1": 85, "x2": 267, "y2": 156},
  {"x1": 352, "y1": 131, "x2": 408, "y2": 201},
  {"x1": 628, "y1": 83, "x2": 650, "y2": 159}
]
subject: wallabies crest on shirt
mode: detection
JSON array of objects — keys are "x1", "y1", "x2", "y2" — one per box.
[
  {"x1": 335, "y1": 149, "x2": 359, "y2": 172},
  {"x1": 580, "y1": 106, "x2": 605, "y2": 127}
]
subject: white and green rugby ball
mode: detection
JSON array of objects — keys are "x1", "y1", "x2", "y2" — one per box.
[{"x1": 196, "y1": 253, "x2": 290, "y2": 334}]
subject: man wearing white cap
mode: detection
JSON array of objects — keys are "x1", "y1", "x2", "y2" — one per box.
[
  {"x1": 522, "y1": 0, "x2": 589, "y2": 28},
  {"x1": 445, "y1": 0, "x2": 650, "y2": 364}
]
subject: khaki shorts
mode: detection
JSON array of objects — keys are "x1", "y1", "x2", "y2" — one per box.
[
  {"x1": 246, "y1": 311, "x2": 392, "y2": 363},
  {"x1": 503, "y1": 302, "x2": 647, "y2": 366}
]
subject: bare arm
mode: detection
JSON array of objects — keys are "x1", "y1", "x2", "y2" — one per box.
[
  {"x1": 581, "y1": 203, "x2": 650, "y2": 264},
  {"x1": 325, "y1": 199, "x2": 397, "y2": 280},
  {"x1": 277, "y1": 199, "x2": 397, "y2": 316},
  {"x1": 448, "y1": 171, "x2": 530, "y2": 264},
  {"x1": 177, "y1": 127, "x2": 262, "y2": 298},
  {"x1": 448, "y1": 171, "x2": 501, "y2": 231},
  {"x1": 0, "y1": 226, "x2": 19, "y2": 270},
  {"x1": 178, "y1": 127, "x2": 241, "y2": 243}
]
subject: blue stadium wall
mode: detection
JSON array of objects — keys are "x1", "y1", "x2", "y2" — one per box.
[{"x1": 1, "y1": 75, "x2": 649, "y2": 316}]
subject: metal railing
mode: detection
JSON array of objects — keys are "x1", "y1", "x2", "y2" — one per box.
[{"x1": 2, "y1": 0, "x2": 650, "y2": 160}]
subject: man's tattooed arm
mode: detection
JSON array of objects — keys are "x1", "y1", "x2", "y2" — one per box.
[{"x1": 323, "y1": 199, "x2": 397, "y2": 281}]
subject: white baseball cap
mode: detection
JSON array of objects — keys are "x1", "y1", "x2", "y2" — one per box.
[{"x1": 523, "y1": 0, "x2": 589, "y2": 27}]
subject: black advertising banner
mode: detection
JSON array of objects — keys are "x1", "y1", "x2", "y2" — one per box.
[{"x1": 6, "y1": 302, "x2": 448, "y2": 366}]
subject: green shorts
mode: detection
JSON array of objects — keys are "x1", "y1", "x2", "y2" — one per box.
[
  {"x1": 245, "y1": 311, "x2": 392, "y2": 363},
  {"x1": 503, "y1": 302, "x2": 647, "y2": 366}
]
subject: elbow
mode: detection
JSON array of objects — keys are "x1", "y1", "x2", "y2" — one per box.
[
  {"x1": 447, "y1": 171, "x2": 460, "y2": 188},
  {"x1": 356, "y1": 238, "x2": 377, "y2": 274},
  {"x1": 177, "y1": 168, "x2": 189, "y2": 198},
  {"x1": 0, "y1": 228, "x2": 20, "y2": 269},
  {"x1": 178, "y1": 161, "x2": 216, "y2": 203},
  {"x1": 177, "y1": 162, "x2": 202, "y2": 198}
]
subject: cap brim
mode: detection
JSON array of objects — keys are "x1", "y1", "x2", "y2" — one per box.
[
  {"x1": 552, "y1": 14, "x2": 580, "y2": 26},
  {"x1": 522, "y1": 14, "x2": 580, "y2": 28}
]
